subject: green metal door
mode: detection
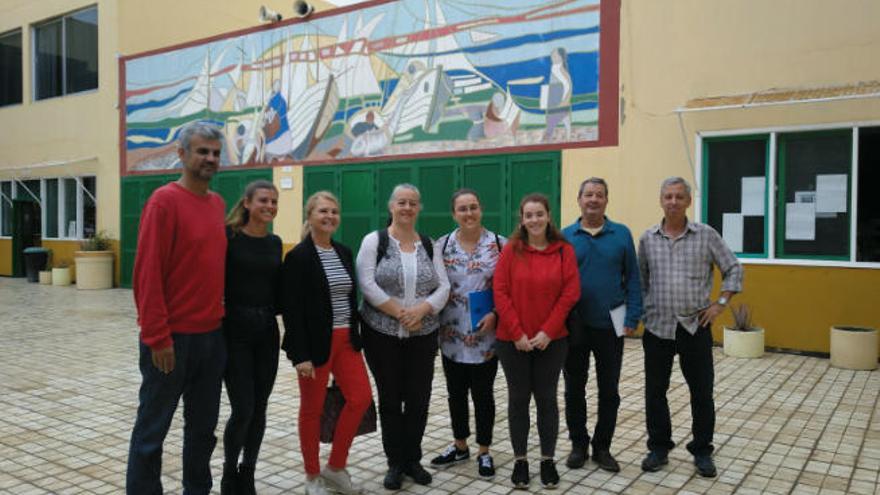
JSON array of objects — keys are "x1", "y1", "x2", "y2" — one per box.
[
  {"x1": 119, "y1": 168, "x2": 273, "y2": 287},
  {"x1": 303, "y1": 151, "x2": 560, "y2": 252}
]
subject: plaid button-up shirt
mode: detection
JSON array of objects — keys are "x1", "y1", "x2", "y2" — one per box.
[{"x1": 638, "y1": 220, "x2": 743, "y2": 340}]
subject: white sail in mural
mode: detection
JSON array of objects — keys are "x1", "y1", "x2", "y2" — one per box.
[
  {"x1": 263, "y1": 31, "x2": 341, "y2": 160},
  {"x1": 432, "y1": 2, "x2": 477, "y2": 74},
  {"x1": 128, "y1": 45, "x2": 228, "y2": 123},
  {"x1": 330, "y1": 14, "x2": 384, "y2": 98}
]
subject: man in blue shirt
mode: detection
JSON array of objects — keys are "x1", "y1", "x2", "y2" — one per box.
[{"x1": 561, "y1": 177, "x2": 642, "y2": 473}]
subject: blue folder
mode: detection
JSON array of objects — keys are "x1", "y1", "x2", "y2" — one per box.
[{"x1": 468, "y1": 289, "x2": 494, "y2": 333}]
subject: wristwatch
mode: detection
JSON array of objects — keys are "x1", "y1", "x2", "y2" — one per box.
[{"x1": 716, "y1": 296, "x2": 729, "y2": 307}]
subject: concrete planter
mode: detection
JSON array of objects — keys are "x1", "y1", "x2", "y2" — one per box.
[
  {"x1": 38, "y1": 270, "x2": 52, "y2": 285},
  {"x1": 723, "y1": 327, "x2": 765, "y2": 358},
  {"x1": 74, "y1": 251, "x2": 114, "y2": 290},
  {"x1": 52, "y1": 267, "x2": 71, "y2": 286},
  {"x1": 830, "y1": 326, "x2": 878, "y2": 370}
]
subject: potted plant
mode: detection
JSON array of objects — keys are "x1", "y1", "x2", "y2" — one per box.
[
  {"x1": 74, "y1": 230, "x2": 115, "y2": 290},
  {"x1": 830, "y1": 326, "x2": 878, "y2": 370},
  {"x1": 51, "y1": 260, "x2": 72, "y2": 287},
  {"x1": 723, "y1": 303, "x2": 765, "y2": 358}
]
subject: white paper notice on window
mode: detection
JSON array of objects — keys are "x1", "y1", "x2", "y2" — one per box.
[
  {"x1": 816, "y1": 174, "x2": 847, "y2": 213},
  {"x1": 741, "y1": 177, "x2": 765, "y2": 216},
  {"x1": 785, "y1": 202, "x2": 815, "y2": 241},
  {"x1": 722, "y1": 213, "x2": 744, "y2": 252}
]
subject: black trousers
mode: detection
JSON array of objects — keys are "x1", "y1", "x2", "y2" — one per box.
[
  {"x1": 642, "y1": 324, "x2": 715, "y2": 457},
  {"x1": 222, "y1": 307, "x2": 280, "y2": 469},
  {"x1": 563, "y1": 326, "x2": 623, "y2": 452},
  {"x1": 496, "y1": 339, "x2": 568, "y2": 458},
  {"x1": 441, "y1": 355, "x2": 498, "y2": 447},
  {"x1": 363, "y1": 327, "x2": 438, "y2": 467}
]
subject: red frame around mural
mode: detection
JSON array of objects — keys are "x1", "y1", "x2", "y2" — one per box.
[{"x1": 118, "y1": 0, "x2": 620, "y2": 177}]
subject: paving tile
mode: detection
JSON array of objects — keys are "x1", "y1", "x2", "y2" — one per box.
[{"x1": 0, "y1": 278, "x2": 878, "y2": 494}]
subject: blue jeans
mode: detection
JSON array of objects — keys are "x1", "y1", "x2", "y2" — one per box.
[{"x1": 126, "y1": 329, "x2": 227, "y2": 495}]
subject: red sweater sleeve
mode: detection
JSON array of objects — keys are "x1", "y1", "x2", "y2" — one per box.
[
  {"x1": 540, "y1": 243, "x2": 581, "y2": 340},
  {"x1": 493, "y1": 242, "x2": 525, "y2": 342},
  {"x1": 132, "y1": 200, "x2": 174, "y2": 351}
]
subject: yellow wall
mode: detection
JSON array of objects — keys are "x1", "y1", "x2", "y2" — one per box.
[
  {"x1": 560, "y1": 0, "x2": 880, "y2": 225},
  {"x1": 0, "y1": 0, "x2": 120, "y2": 238},
  {"x1": 273, "y1": 166, "x2": 304, "y2": 247},
  {"x1": 116, "y1": 1, "x2": 332, "y2": 55},
  {"x1": 559, "y1": 0, "x2": 880, "y2": 355},
  {"x1": 0, "y1": 239, "x2": 10, "y2": 275},
  {"x1": 710, "y1": 265, "x2": 880, "y2": 355},
  {"x1": 0, "y1": 0, "x2": 332, "y2": 277}
]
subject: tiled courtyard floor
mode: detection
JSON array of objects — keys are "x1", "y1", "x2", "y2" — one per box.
[{"x1": 0, "y1": 277, "x2": 877, "y2": 494}]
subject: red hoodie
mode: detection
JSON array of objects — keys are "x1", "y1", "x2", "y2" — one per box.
[
  {"x1": 133, "y1": 182, "x2": 227, "y2": 350},
  {"x1": 493, "y1": 239, "x2": 580, "y2": 342}
]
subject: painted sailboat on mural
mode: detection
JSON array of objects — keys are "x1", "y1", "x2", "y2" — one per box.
[{"x1": 122, "y1": 0, "x2": 604, "y2": 171}]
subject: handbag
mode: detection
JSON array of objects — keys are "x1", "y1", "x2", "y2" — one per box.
[{"x1": 320, "y1": 381, "x2": 377, "y2": 444}]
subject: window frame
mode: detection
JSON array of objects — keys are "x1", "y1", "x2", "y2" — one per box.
[
  {"x1": 700, "y1": 133, "x2": 770, "y2": 259},
  {"x1": 0, "y1": 180, "x2": 14, "y2": 238},
  {"x1": 696, "y1": 121, "x2": 879, "y2": 270},
  {"x1": 31, "y1": 5, "x2": 98, "y2": 101},
  {"x1": 0, "y1": 28, "x2": 23, "y2": 108},
  {"x1": 0, "y1": 175, "x2": 96, "y2": 240}
]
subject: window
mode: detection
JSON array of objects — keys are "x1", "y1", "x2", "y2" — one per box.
[
  {"x1": 0, "y1": 30, "x2": 22, "y2": 107},
  {"x1": 703, "y1": 136, "x2": 768, "y2": 257},
  {"x1": 1, "y1": 181, "x2": 12, "y2": 236},
  {"x1": 44, "y1": 179, "x2": 59, "y2": 238},
  {"x1": 702, "y1": 125, "x2": 880, "y2": 265},
  {"x1": 0, "y1": 176, "x2": 96, "y2": 239},
  {"x1": 33, "y1": 6, "x2": 98, "y2": 100}
]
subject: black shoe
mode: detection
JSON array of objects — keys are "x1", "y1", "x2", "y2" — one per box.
[
  {"x1": 403, "y1": 461, "x2": 432, "y2": 485},
  {"x1": 694, "y1": 455, "x2": 717, "y2": 477},
  {"x1": 220, "y1": 465, "x2": 238, "y2": 495},
  {"x1": 539, "y1": 459, "x2": 559, "y2": 489},
  {"x1": 565, "y1": 445, "x2": 588, "y2": 469},
  {"x1": 511, "y1": 459, "x2": 529, "y2": 489},
  {"x1": 592, "y1": 450, "x2": 621, "y2": 473},
  {"x1": 640, "y1": 451, "x2": 668, "y2": 472},
  {"x1": 430, "y1": 444, "x2": 470, "y2": 467},
  {"x1": 383, "y1": 465, "x2": 405, "y2": 490},
  {"x1": 476, "y1": 453, "x2": 495, "y2": 478}
]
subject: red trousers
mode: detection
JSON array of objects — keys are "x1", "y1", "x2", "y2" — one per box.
[{"x1": 298, "y1": 328, "x2": 372, "y2": 475}]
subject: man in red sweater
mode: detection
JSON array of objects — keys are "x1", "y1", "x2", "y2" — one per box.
[{"x1": 127, "y1": 122, "x2": 228, "y2": 495}]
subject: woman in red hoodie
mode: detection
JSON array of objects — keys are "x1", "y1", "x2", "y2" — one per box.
[{"x1": 493, "y1": 193, "x2": 580, "y2": 490}]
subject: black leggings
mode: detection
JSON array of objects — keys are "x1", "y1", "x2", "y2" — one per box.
[
  {"x1": 222, "y1": 307, "x2": 279, "y2": 469},
  {"x1": 496, "y1": 339, "x2": 568, "y2": 458},
  {"x1": 442, "y1": 356, "x2": 498, "y2": 447},
  {"x1": 363, "y1": 327, "x2": 438, "y2": 467}
]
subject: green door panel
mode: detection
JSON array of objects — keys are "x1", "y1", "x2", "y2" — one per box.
[
  {"x1": 306, "y1": 170, "x2": 336, "y2": 195},
  {"x1": 303, "y1": 152, "x2": 560, "y2": 255},
  {"x1": 462, "y1": 156, "x2": 506, "y2": 235},
  {"x1": 417, "y1": 160, "x2": 458, "y2": 239},
  {"x1": 509, "y1": 153, "x2": 561, "y2": 229}
]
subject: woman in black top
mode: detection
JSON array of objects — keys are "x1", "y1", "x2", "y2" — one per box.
[
  {"x1": 220, "y1": 180, "x2": 282, "y2": 495},
  {"x1": 281, "y1": 191, "x2": 372, "y2": 495}
]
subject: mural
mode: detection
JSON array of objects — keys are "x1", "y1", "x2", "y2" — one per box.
[{"x1": 122, "y1": 0, "x2": 610, "y2": 172}]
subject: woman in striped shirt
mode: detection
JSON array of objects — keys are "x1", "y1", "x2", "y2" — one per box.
[{"x1": 281, "y1": 191, "x2": 372, "y2": 495}]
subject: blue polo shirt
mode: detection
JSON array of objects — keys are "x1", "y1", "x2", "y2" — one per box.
[{"x1": 562, "y1": 217, "x2": 643, "y2": 330}]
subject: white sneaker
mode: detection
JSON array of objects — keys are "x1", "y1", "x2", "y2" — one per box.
[
  {"x1": 305, "y1": 477, "x2": 328, "y2": 495},
  {"x1": 321, "y1": 466, "x2": 364, "y2": 495}
]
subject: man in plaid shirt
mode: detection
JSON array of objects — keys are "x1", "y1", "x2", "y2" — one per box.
[{"x1": 637, "y1": 177, "x2": 743, "y2": 478}]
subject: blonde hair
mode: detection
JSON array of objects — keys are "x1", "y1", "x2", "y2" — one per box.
[
  {"x1": 302, "y1": 190, "x2": 340, "y2": 240},
  {"x1": 226, "y1": 180, "x2": 278, "y2": 233}
]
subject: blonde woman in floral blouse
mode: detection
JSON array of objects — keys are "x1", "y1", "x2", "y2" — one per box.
[{"x1": 430, "y1": 188, "x2": 506, "y2": 479}]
